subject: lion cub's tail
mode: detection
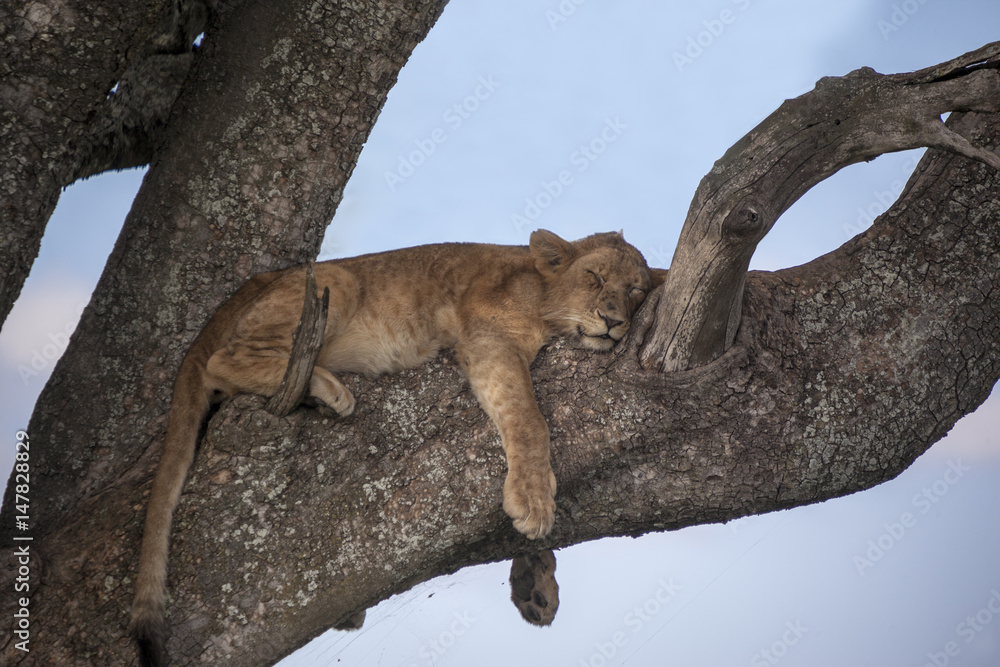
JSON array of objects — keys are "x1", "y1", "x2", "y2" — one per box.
[{"x1": 131, "y1": 352, "x2": 214, "y2": 667}]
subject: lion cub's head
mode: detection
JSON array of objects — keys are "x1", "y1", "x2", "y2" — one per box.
[{"x1": 530, "y1": 229, "x2": 660, "y2": 351}]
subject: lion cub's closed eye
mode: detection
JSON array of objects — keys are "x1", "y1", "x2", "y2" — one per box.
[{"x1": 131, "y1": 229, "x2": 660, "y2": 667}]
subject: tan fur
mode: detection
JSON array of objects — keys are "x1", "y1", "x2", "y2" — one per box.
[{"x1": 131, "y1": 229, "x2": 660, "y2": 666}]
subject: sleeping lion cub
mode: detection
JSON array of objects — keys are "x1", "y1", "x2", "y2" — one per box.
[{"x1": 132, "y1": 229, "x2": 660, "y2": 666}]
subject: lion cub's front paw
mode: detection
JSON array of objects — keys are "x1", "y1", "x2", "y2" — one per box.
[{"x1": 503, "y1": 464, "x2": 557, "y2": 539}]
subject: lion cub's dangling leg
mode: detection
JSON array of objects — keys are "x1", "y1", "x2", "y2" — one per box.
[{"x1": 457, "y1": 333, "x2": 557, "y2": 539}]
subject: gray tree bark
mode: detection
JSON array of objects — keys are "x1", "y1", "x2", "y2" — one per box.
[
  {"x1": 0, "y1": 0, "x2": 204, "y2": 326},
  {"x1": 1, "y1": 5, "x2": 998, "y2": 666}
]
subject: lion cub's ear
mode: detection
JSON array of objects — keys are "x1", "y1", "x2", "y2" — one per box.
[{"x1": 530, "y1": 229, "x2": 578, "y2": 276}]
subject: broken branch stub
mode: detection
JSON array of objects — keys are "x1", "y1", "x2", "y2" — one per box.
[
  {"x1": 265, "y1": 264, "x2": 330, "y2": 417},
  {"x1": 639, "y1": 42, "x2": 1000, "y2": 373}
]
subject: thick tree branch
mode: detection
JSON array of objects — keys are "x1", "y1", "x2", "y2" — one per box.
[
  {"x1": 70, "y1": 0, "x2": 208, "y2": 181},
  {"x1": 0, "y1": 0, "x2": 186, "y2": 327},
  {"x1": 158, "y1": 112, "x2": 998, "y2": 665},
  {"x1": 639, "y1": 42, "x2": 1000, "y2": 372}
]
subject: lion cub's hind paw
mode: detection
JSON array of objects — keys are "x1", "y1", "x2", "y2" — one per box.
[
  {"x1": 305, "y1": 390, "x2": 355, "y2": 419},
  {"x1": 509, "y1": 550, "x2": 559, "y2": 626},
  {"x1": 308, "y1": 368, "x2": 356, "y2": 417},
  {"x1": 328, "y1": 387, "x2": 355, "y2": 417}
]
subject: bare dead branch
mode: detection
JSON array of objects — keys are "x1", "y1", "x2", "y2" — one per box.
[
  {"x1": 640, "y1": 41, "x2": 1000, "y2": 372},
  {"x1": 265, "y1": 263, "x2": 330, "y2": 417}
]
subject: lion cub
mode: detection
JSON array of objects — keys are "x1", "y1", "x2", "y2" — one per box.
[{"x1": 132, "y1": 229, "x2": 657, "y2": 666}]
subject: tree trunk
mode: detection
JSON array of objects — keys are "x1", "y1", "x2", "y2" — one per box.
[
  {"x1": 0, "y1": 0, "x2": 449, "y2": 663},
  {"x1": 1, "y1": 8, "x2": 998, "y2": 667}
]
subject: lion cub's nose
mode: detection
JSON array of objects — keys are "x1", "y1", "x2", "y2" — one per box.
[{"x1": 598, "y1": 312, "x2": 623, "y2": 331}]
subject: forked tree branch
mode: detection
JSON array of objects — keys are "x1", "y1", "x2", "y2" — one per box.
[{"x1": 639, "y1": 41, "x2": 1000, "y2": 372}]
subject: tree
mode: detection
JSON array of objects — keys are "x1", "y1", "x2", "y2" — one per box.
[{"x1": 2, "y1": 2, "x2": 999, "y2": 665}]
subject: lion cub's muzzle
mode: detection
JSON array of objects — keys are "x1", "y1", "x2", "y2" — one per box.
[{"x1": 577, "y1": 310, "x2": 630, "y2": 350}]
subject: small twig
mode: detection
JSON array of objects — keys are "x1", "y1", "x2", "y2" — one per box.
[{"x1": 265, "y1": 264, "x2": 329, "y2": 417}]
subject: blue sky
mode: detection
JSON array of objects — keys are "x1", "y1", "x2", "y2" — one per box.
[{"x1": 2, "y1": 1, "x2": 999, "y2": 665}]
